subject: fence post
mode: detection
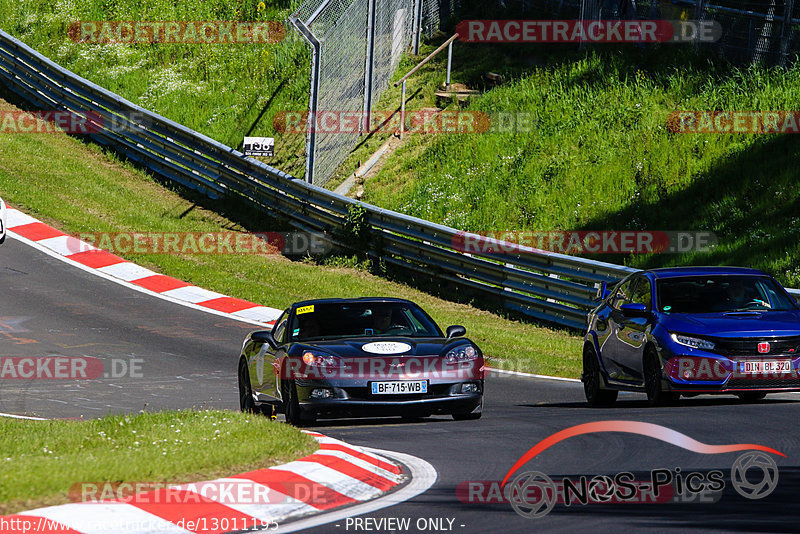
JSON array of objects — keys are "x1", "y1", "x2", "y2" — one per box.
[
  {"x1": 694, "y1": 0, "x2": 707, "y2": 21},
  {"x1": 446, "y1": 38, "x2": 453, "y2": 89},
  {"x1": 289, "y1": 17, "x2": 321, "y2": 184},
  {"x1": 579, "y1": 0, "x2": 599, "y2": 49},
  {"x1": 363, "y1": 0, "x2": 377, "y2": 134},
  {"x1": 400, "y1": 79, "x2": 406, "y2": 139},
  {"x1": 780, "y1": 0, "x2": 795, "y2": 66},
  {"x1": 413, "y1": 0, "x2": 423, "y2": 54}
]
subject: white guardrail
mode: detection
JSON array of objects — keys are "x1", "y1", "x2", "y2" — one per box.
[{"x1": 0, "y1": 30, "x2": 796, "y2": 328}]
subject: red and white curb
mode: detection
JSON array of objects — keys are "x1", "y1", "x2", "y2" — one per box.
[
  {"x1": 5, "y1": 205, "x2": 282, "y2": 327},
  {"x1": 0, "y1": 432, "x2": 417, "y2": 534}
]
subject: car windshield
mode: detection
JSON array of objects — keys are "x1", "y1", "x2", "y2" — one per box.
[
  {"x1": 656, "y1": 275, "x2": 798, "y2": 314},
  {"x1": 289, "y1": 302, "x2": 442, "y2": 341}
]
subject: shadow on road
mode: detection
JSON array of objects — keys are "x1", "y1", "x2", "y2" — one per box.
[
  {"x1": 307, "y1": 414, "x2": 456, "y2": 429},
  {"x1": 520, "y1": 396, "x2": 800, "y2": 410}
]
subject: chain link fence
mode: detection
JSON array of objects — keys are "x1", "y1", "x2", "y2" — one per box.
[
  {"x1": 577, "y1": 1, "x2": 800, "y2": 65},
  {"x1": 420, "y1": 0, "x2": 461, "y2": 37},
  {"x1": 289, "y1": 0, "x2": 457, "y2": 185},
  {"x1": 691, "y1": 0, "x2": 800, "y2": 65},
  {"x1": 289, "y1": 0, "x2": 798, "y2": 185},
  {"x1": 515, "y1": 0, "x2": 800, "y2": 65}
]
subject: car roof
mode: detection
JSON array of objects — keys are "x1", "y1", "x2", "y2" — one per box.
[
  {"x1": 291, "y1": 297, "x2": 416, "y2": 309},
  {"x1": 644, "y1": 266, "x2": 767, "y2": 279}
]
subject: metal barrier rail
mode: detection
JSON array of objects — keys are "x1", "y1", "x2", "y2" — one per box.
[{"x1": 0, "y1": 29, "x2": 641, "y2": 330}]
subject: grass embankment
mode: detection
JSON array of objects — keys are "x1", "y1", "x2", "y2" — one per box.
[
  {"x1": 0, "y1": 410, "x2": 317, "y2": 515},
  {"x1": 362, "y1": 45, "x2": 800, "y2": 286},
  {"x1": 0, "y1": 0, "x2": 310, "y2": 178},
  {"x1": 0, "y1": 95, "x2": 581, "y2": 377}
]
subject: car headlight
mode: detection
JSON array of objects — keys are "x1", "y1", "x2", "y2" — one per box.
[
  {"x1": 670, "y1": 333, "x2": 715, "y2": 351},
  {"x1": 302, "y1": 351, "x2": 340, "y2": 367},
  {"x1": 445, "y1": 345, "x2": 478, "y2": 363}
]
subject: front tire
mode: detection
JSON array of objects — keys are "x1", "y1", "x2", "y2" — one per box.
[
  {"x1": 737, "y1": 392, "x2": 767, "y2": 402},
  {"x1": 583, "y1": 345, "x2": 618, "y2": 407},
  {"x1": 283, "y1": 379, "x2": 315, "y2": 426},
  {"x1": 452, "y1": 398, "x2": 483, "y2": 420},
  {"x1": 644, "y1": 348, "x2": 678, "y2": 406},
  {"x1": 238, "y1": 359, "x2": 257, "y2": 414},
  {"x1": 452, "y1": 412, "x2": 482, "y2": 420}
]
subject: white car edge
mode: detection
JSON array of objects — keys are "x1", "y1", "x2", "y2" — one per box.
[{"x1": 0, "y1": 196, "x2": 6, "y2": 244}]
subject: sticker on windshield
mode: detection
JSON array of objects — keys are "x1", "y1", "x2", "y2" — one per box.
[
  {"x1": 297, "y1": 305, "x2": 314, "y2": 315},
  {"x1": 361, "y1": 342, "x2": 412, "y2": 355}
]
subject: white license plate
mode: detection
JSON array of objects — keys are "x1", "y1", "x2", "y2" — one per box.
[
  {"x1": 739, "y1": 360, "x2": 792, "y2": 374},
  {"x1": 371, "y1": 380, "x2": 428, "y2": 395}
]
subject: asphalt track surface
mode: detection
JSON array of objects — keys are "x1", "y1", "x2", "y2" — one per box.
[{"x1": 3, "y1": 237, "x2": 800, "y2": 533}]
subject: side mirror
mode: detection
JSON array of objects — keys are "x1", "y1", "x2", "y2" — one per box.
[
  {"x1": 597, "y1": 281, "x2": 612, "y2": 301},
  {"x1": 620, "y1": 303, "x2": 649, "y2": 318},
  {"x1": 251, "y1": 330, "x2": 277, "y2": 348},
  {"x1": 446, "y1": 325, "x2": 466, "y2": 338}
]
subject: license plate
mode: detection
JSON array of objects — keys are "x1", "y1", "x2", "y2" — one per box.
[
  {"x1": 371, "y1": 380, "x2": 428, "y2": 395},
  {"x1": 739, "y1": 360, "x2": 792, "y2": 374}
]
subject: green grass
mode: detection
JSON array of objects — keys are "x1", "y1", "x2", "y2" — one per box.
[
  {"x1": 0, "y1": 95, "x2": 581, "y2": 378},
  {"x1": 0, "y1": 0, "x2": 311, "y2": 178},
  {"x1": 0, "y1": 410, "x2": 317, "y2": 515},
  {"x1": 361, "y1": 44, "x2": 800, "y2": 287}
]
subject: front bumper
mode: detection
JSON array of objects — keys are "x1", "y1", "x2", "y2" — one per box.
[
  {"x1": 296, "y1": 379, "x2": 483, "y2": 418},
  {"x1": 663, "y1": 352, "x2": 800, "y2": 393}
]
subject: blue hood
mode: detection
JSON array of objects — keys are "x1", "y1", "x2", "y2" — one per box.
[{"x1": 659, "y1": 310, "x2": 800, "y2": 338}]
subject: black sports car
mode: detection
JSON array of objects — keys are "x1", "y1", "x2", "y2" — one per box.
[{"x1": 237, "y1": 297, "x2": 485, "y2": 425}]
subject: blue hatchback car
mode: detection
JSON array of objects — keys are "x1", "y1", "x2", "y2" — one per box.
[{"x1": 583, "y1": 267, "x2": 800, "y2": 406}]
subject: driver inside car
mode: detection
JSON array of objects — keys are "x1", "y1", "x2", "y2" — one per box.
[
  {"x1": 725, "y1": 280, "x2": 748, "y2": 307},
  {"x1": 723, "y1": 280, "x2": 767, "y2": 309},
  {"x1": 297, "y1": 316, "x2": 321, "y2": 340},
  {"x1": 373, "y1": 308, "x2": 407, "y2": 334}
]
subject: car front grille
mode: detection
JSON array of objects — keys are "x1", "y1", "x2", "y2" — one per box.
[
  {"x1": 708, "y1": 335, "x2": 800, "y2": 357},
  {"x1": 343, "y1": 384, "x2": 454, "y2": 401},
  {"x1": 726, "y1": 377, "x2": 800, "y2": 390}
]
